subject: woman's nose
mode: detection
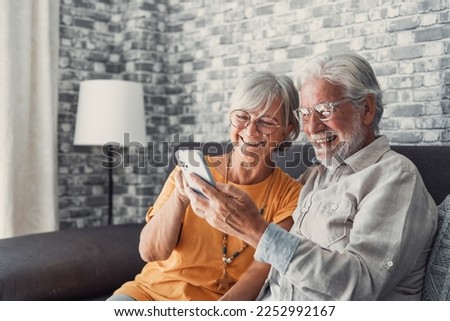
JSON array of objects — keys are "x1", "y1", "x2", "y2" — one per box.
[{"x1": 244, "y1": 120, "x2": 261, "y2": 135}]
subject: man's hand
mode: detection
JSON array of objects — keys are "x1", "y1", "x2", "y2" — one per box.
[{"x1": 184, "y1": 173, "x2": 269, "y2": 248}]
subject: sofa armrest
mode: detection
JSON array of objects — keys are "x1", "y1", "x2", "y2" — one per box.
[{"x1": 0, "y1": 223, "x2": 145, "y2": 300}]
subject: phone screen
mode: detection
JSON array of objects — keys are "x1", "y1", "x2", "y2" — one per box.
[{"x1": 176, "y1": 149, "x2": 216, "y2": 194}]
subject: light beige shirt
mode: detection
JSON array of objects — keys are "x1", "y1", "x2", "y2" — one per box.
[{"x1": 256, "y1": 136, "x2": 437, "y2": 300}]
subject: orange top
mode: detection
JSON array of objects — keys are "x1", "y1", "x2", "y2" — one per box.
[{"x1": 115, "y1": 157, "x2": 301, "y2": 300}]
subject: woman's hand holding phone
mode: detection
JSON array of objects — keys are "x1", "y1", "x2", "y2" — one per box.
[{"x1": 176, "y1": 149, "x2": 216, "y2": 196}]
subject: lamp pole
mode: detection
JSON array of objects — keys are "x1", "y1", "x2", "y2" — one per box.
[{"x1": 107, "y1": 145, "x2": 114, "y2": 225}]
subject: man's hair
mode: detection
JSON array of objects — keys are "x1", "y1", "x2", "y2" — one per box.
[
  {"x1": 296, "y1": 51, "x2": 383, "y2": 134},
  {"x1": 229, "y1": 71, "x2": 301, "y2": 150}
]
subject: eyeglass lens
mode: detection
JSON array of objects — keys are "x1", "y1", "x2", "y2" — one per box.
[{"x1": 230, "y1": 110, "x2": 279, "y2": 134}]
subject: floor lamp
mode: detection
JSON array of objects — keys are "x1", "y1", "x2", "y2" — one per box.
[{"x1": 73, "y1": 80, "x2": 147, "y2": 225}]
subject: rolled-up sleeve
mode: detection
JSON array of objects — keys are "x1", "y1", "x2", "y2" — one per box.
[{"x1": 255, "y1": 223, "x2": 302, "y2": 273}]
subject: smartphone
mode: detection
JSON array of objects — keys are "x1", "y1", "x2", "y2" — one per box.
[{"x1": 176, "y1": 149, "x2": 216, "y2": 195}]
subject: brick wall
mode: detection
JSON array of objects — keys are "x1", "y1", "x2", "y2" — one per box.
[
  {"x1": 58, "y1": 0, "x2": 450, "y2": 228},
  {"x1": 58, "y1": 0, "x2": 170, "y2": 228}
]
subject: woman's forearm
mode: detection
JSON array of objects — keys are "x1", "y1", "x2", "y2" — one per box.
[{"x1": 139, "y1": 191, "x2": 189, "y2": 261}]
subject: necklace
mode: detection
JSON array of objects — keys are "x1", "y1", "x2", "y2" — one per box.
[{"x1": 215, "y1": 150, "x2": 275, "y2": 291}]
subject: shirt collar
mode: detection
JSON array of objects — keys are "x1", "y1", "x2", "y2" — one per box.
[{"x1": 343, "y1": 135, "x2": 391, "y2": 173}]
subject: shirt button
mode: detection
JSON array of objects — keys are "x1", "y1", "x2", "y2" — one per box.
[
  {"x1": 301, "y1": 208, "x2": 308, "y2": 213},
  {"x1": 331, "y1": 204, "x2": 338, "y2": 210},
  {"x1": 387, "y1": 261, "x2": 393, "y2": 267}
]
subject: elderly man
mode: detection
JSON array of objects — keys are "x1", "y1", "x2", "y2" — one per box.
[{"x1": 185, "y1": 51, "x2": 437, "y2": 300}]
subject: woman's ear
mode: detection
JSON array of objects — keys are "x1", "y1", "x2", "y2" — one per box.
[
  {"x1": 276, "y1": 123, "x2": 294, "y2": 151},
  {"x1": 363, "y1": 95, "x2": 377, "y2": 126},
  {"x1": 280, "y1": 123, "x2": 294, "y2": 142},
  {"x1": 285, "y1": 123, "x2": 294, "y2": 137}
]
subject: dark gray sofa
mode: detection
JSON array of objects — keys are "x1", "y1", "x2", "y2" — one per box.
[{"x1": 1, "y1": 142, "x2": 449, "y2": 300}]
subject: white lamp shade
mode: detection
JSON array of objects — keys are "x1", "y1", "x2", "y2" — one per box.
[{"x1": 74, "y1": 80, "x2": 147, "y2": 146}]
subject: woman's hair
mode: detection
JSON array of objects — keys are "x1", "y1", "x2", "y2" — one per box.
[
  {"x1": 296, "y1": 51, "x2": 383, "y2": 134},
  {"x1": 229, "y1": 71, "x2": 300, "y2": 150}
]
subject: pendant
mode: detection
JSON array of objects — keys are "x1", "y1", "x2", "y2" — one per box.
[{"x1": 216, "y1": 270, "x2": 236, "y2": 291}]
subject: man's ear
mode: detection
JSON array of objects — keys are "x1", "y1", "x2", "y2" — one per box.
[{"x1": 363, "y1": 95, "x2": 377, "y2": 126}]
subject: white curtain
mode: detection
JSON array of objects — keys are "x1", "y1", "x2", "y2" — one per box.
[{"x1": 0, "y1": 0, "x2": 59, "y2": 238}]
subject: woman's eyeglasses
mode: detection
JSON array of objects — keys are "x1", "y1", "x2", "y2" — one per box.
[
  {"x1": 295, "y1": 98, "x2": 354, "y2": 123},
  {"x1": 229, "y1": 110, "x2": 280, "y2": 135}
]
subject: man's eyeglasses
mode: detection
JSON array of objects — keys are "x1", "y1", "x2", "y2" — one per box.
[
  {"x1": 295, "y1": 98, "x2": 354, "y2": 123},
  {"x1": 229, "y1": 110, "x2": 280, "y2": 135}
]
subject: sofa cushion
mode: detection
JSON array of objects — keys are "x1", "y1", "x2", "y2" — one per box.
[
  {"x1": 391, "y1": 146, "x2": 450, "y2": 205},
  {"x1": 422, "y1": 194, "x2": 450, "y2": 300},
  {"x1": 0, "y1": 223, "x2": 145, "y2": 300}
]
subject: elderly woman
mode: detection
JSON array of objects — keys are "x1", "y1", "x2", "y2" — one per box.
[{"x1": 108, "y1": 71, "x2": 302, "y2": 301}]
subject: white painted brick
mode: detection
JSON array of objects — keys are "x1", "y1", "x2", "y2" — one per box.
[
  {"x1": 422, "y1": 130, "x2": 441, "y2": 142},
  {"x1": 424, "y1": 42, "x2": 444, "y2": 56},
  {"x1": 399, "y1": 118, "x2": 416, "y2": 129},
  {"x1": 111, "y1": 13, "x2": 122, "y2": 23},
  {"x1": 290, "y1": 34, "x2": 303, "y2": 46},
  {"x1": 93, "y1": 62, "x2": 105, "y2": 73},
  {"x1": 378, "y1": 48, "x2": 392, "y2": 62},
  {"x1": 114, "y1": 32, "x2": 124, "y2": 42},
  {"x1": 239, "y1": 52, "x2": 250, "y2": 65},
  {"x1": 421, "y1": 13, "x2": 438, "y2": 26},
  {"x1": 413, "y1": 86, "x2": 442, "y2": 101},
  {"x1": 274, "y1": 49, "x2": 287, "y2": 61},
  {"x1": 296, "y1": 8, "x2": 311, "y2": 20},
  {"x1": 423, "y1": 101, "x2": 443, "y2": 115},
  {"x1": 351, "y1": 37, "x2": 365, "y2": 51},
  {"x1": 416, "y1": 117, "x2": 448, "y2": 128},
  {"x1": 423, "y1": 72, "x2": 441, "y2": 86},
  {"x1": 274, "y1": 2, "x2": 289, "y2": 13},
  {"x1": 244, "y1": 7, "x2": 254, "y2": 19},
  {"x1": 313, "y1": 43, "x2": 328, "y2": 54},
  {"x1": 126, "y1": 61, "x2": 135, "y2": 72},
  {"x1": 354, "y1": 12, "x2": 368, "y2": 23},
  {"x1": 377, "y1": 77, "x2": 389, "y2": 91},
  {"x1": 243, "y1": 32, "x2": 253, "y2": 41},
  {"x1": 399, "y1": 89, "x2": 413, "y2": 102},
  {"x1": 397, "y1": 31, "x2": 414, "y2": 45},
  {"x1": 59, "y1": 57, "x2": 70, "y2": 68},
  {"x1": 226, "y1": 1, "x2": 239, "y2": 11},
  {"x1": 183, "y1": 62, "x2": 193, "y2": 73},
  {"x1": 184, "y1": 20, "x2": 195, "y2": 31},
  {"x1": 109, "y1": 53, "x2": 121, "y2": 63},
  {"x1": 158, "y1": 21, "x2": 166, "y2": 32},
  {"x1": 156, "y1": 44, "x2": 165, "y2": 52},
  {"x1": 212, "y1": 13, "x2": 224, "y2": 24},
  {"x1": 399, "y1": 61, "x2": 414, "y2": 74},
  {"x1": 387, "y1": 5, "x2": 400, "y2": 18},
  {"x1": 399, "y1": 2, "x2": 420, "y2": 16},
  {"x1": 211, "y1": 101, "x2": 222, "y2": 113},
  {"x1": 267, "y1": 28, "x2": 277, "y2": 38}
]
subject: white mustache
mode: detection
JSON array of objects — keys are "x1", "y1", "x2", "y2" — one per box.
[{"x1": 311, "y1": 131, "x2": 337, "y2": 142}]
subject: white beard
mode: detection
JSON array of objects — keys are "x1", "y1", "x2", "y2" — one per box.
[{"x1": 313, "y1": 119, "x2": 366, "y2": 166}]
